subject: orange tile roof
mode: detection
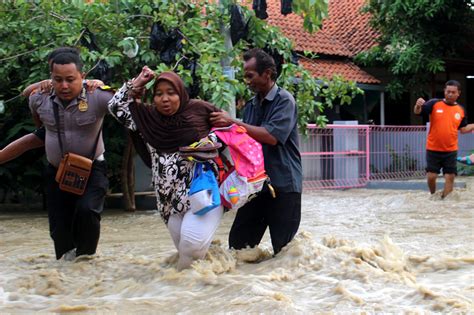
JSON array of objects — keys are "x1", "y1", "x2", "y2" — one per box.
[
  {"x1": 299, "y1": 58, "x2": 380, "y2": 84},
  {"x1": 266, "y1": 0, "x2": 378, "y2": 57},
  {"x1": 266, "y1": 2, "x2": 350, "y2": 57},
  {"x1": 322, "y1": 0, "x2": 379, "y2": 55},
  {"x1": 264, "y1": 0, "x2": 380, "y2": 84}
]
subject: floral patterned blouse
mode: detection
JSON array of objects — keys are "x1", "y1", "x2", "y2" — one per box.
[{"x1": 108, "y1": 83, "x2": 194, "y2": 224}]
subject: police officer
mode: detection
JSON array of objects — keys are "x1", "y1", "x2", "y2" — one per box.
[{"x1": 29, "y1": 52, "x2": 113, "y2": 260}]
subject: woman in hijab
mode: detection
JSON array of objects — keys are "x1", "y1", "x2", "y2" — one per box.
[{"x1": 108, "y1": 66, "x2": 222, "y2": 270}]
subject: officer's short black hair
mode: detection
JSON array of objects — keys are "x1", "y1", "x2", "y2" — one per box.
[
  {"x1": 445, "y1": 80, "x2": 461, "y2": 92},
  {"x1": 243, "y1": 48, "x2": 277, "y2": 81},
  {"x1": 50, "y1": 52, "x2": 83, "y2": 72},
  {"x1": 47, "y1": 47, "x2": 80, "y2": 62}
]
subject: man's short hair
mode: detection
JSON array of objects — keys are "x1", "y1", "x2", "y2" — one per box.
[
  {"x1": 50, "y1": 52, "x2": 83, "y2": 72},
  {"x1": 47, "y1": 47, "x2": 80, "y2": 62},
  {"x1": 445, "y1": 80, "x2": 461, "y2": 91},
  {"x1": 243, "y1": 48, "x2": 278, "y2": 81}
]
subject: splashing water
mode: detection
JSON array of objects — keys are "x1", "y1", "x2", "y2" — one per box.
[{"x1": 0, "y1": 178, "x2": 473, "y2": 313}]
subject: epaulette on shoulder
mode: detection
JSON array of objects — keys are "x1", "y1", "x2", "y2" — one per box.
[{"x1": 99, "y1": 85, "x2": 115, "y2": 92}]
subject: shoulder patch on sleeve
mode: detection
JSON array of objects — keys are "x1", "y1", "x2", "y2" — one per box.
[{"x1": 99, "y1": 85, "x2": 113, "y2": 91}]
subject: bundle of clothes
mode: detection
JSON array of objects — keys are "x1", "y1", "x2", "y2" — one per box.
[{"x1": 178, "y1": 125, "x2": 272, "y2": 215}]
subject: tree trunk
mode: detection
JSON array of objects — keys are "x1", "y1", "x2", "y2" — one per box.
[{"x1": 121, "y1": 133, "x2": 136, "y2": 212}]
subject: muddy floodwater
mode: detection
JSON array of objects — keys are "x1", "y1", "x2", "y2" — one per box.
[{"x1": 1, "y1": 178, "x2": 473, "y2": 313}]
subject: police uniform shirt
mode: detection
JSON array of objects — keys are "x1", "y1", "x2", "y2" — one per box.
[{"x1": 29, "y1": 87, "x2": 113, "y2": 167}]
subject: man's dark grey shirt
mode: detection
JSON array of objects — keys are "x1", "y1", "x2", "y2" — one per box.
[{"x1": 243, "y1": 84, "x2": 302, "y2": 193}]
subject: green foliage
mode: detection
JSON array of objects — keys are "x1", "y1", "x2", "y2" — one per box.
[
  {"x1": 0, "y1": 0, "x2": 361, "y2": 198},
  {"x1": 356, "y1": 0, "x2": 474, "y2": 98},
  {"x1": 292, "y1": 0, "x2": 328, "y2": 33}
]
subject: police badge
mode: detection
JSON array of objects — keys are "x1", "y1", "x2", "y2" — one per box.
[
  {"x1": 78, "y1": 100, "x2": 88, "y2": 112},
  {"x1": 78, "y1": 88, "x2": 88, "y2": 112}
]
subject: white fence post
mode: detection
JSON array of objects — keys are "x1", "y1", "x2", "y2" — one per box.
[{"x1": 334, "y1": 121, "x2": 359, "y2": 185}]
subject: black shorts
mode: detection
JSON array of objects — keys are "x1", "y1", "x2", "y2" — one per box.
[{"x1": 426, "y1": 150, "x2": 457, "y2": 175}]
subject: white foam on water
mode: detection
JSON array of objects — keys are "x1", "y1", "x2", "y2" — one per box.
[{"x1": 0, "y1": 178, "x2": 473, "y2": 313}]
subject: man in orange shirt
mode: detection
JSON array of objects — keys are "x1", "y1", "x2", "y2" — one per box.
[{"x1": 414, "y1": 80, "x2": 474, "y2": 198}]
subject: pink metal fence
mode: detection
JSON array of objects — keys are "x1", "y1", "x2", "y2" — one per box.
[
  {"x1": 301, "y1": 124, "x2": 474, "y2": 190},
  {"x1": 368, "y1": 125, "x2": 426, "y2": 180},
  {"x1": 301, "y1": 124, "x2": 421, "y2": 190},
  {"x1": 300, "y1": 124, "x2": 370, "y2": 190}
]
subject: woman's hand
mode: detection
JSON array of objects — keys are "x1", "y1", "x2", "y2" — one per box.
[
  {"x1": 132, "y1": 66, "x2": 155, "y2": 88},
  {"x1": 85, "y1": 79, "x2": 104, "y2": 92}
]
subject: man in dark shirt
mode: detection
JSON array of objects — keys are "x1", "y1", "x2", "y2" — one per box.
[{"x1": 210, "y1": 48, "x2": 302, "y2": 255}]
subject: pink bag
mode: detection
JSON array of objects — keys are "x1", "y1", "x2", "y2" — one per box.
[
  {"x1": 212, "y1": 124, "x2": 265, "y2": 179},
  {"x1": 211, "y1": 124, "x2": 268, "y2": 210}
]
